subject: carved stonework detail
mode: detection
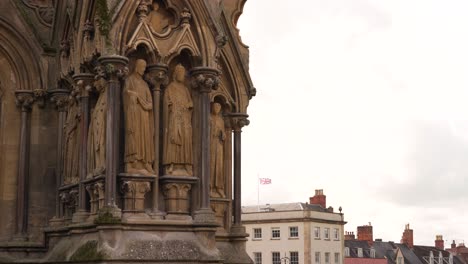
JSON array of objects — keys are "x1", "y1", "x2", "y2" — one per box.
[
  {"x1": 63, "y1": 87, "x2": 80, "y2": 185},
  {"x1": 230, "y1": 114, "x2": 250, "y2": 131},
  {"x1": 163, "y1": 183, "x2": 191, "y2": 215},
  {"x1": 210, "y1": 201, "x2": 227, "y2": 229},
  {"x1": 22, "y1": 0, "x2": 55, "y2": 27},
  {"x1": 145, "y1": 64, "x2": 169, "y2": 91},
  {"x1": 210, "y1": 103, "x2": 226, "y2": 198},
  {"x1": 60, "y1": 188, "x2": 78, "y2": 219},
  {"x1": 33, "y1": 88, "x2": 47, "y2": 108},
  {"x1": 137, "y1": 0, "x2": 151, "y2": 23},
  {"x1": 123, "y1": 59, "x2": 155, "y2": 176},
  {"x1": 121, "y1": 181, "x2": 151, "y2": 212},
  {"x1": 96, "y1": 58, "x2": 130, "y2": 81},
  {"x1": 85, "y1": 184, "x2": 98, "y2": 214},
  {"x1": 148, "y1": 1, "x2": 174, "y2": 34},
  {"x1": 87, "y1": 78, "x2": 107, "y2": 177},
  {"x1": 15, "y1": 91, "x2": 35, "y2": 112},
  {"x1": 162, "y1": 64, "x2": 193, "y2": 176},
  {"x1": 50, "y1": 89, "x2": 70, "y2": 112},
  {"x1": 180, "y1": 8, "x2": 191, "y2": 25},
  {"x1": 82, "y1": 20, "x2": 95, "y2": 61},
  {"x1": 95, "y1": 181, "x2": 105, "y2": 210},
  {"x1": 191, "y1": 68, "x2": 220, "y2": 93}
]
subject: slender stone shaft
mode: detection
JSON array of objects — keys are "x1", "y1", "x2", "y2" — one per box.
[
  {"x1": 98, "y1": 55, "x2": 128, "y2": 208},
  {"x1": 147, "y1": 63, "x2": 168, "y2": 216},
  {"x1": 231, "y1": 114, "x2": 249, "y2": 226},
  {"x1": 50, "y1": 89, "x2": 69, "y2": 219},
  {"x1": 74, "y1": 74, "x2": 94, "y2": 220},
  {"x1": 14, "y1": 91, "x2": 34, "y2": 239}
]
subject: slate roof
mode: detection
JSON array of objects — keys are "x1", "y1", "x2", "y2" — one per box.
[{"x1": 356, "y1": 240, "x2": 467, "y2": 264}]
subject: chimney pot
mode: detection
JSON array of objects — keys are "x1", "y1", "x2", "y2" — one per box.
[
  {"x1": 310, "y1": 189, "x2": 326, "y2": 208},
  {"x1": 435, "y1": 235, "x2": 444, "y2": 250}
]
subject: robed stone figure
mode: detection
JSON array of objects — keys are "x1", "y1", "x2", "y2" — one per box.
[
  {"x1": 123, "y1": 59, "x2": 155, "y2": 176},
  {"x1": 162, "y1": 64, "x2": 193, "y2": 176},
  {"x1": 210, "y1": 103, "x2": 226, "y2": 198},
  {"x1": 63, "y1": 89, "x2": 80, "y2": 184},
  {"x1": 87, "y1": 78, "x2": 107, "y2": 177}
]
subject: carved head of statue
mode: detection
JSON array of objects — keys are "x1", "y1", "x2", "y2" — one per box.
[
  {"x1": 173, "y1": 64, "x2": 185, "y2": 82},
  {"x1": 134, "y1": 59, "x2": 147, "y2": 76},
  {"x1": 152, "y1": 1, "x2": 160, "y2": 11},
  {"x1": 212, "y1": 102, "x2": 222, "y2": 115}
]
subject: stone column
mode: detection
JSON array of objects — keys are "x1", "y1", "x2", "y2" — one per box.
[
  {"x1": 97, "y1": 55, "x2": 128, "y2": 217},
  {"x1": 13, "y1": 90, "x2": 34, "y2": 240},
  {"x1": 49, "y1": 88, "x2": 70, "y2": 221},
  {"x1": 72, "y1": 73, "x2": 94, "y2": 222},
  {"x1": 230, "y1": 113, "x2": 249, "y2": 229},
  {"x1": 190, "y1": 67, "x2": 220, "y2": 223},
  {"x1": 145, "y1": 63, "x2": 168, "y2": 219}
]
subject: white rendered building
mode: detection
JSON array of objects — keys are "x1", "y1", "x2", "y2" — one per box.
[{"x1": 242, "y1": 190, "x2": 346, "y2": 264}]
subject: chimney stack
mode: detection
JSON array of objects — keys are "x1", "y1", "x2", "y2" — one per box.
[
  {"x1": 345, "y1": 232, "x2": 356, "y2": 241},
  {"x1": 357, "y1": 223, "x2": 374, "y2": 246},
  {"x1": 435, "y1": 235, "x2": 444, "y2": 250},
  {"x1": 451, "y1": 240, "x2": 456, "y2": 249},
  {"x1": 310, "y1": 189, "x2": 326, "y2": 208},
  {"x1": 400, "y1": 224, "x2": 414, "y2": 248}
]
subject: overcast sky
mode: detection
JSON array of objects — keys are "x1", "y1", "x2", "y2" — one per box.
[{"x1": 237, "y1": 0, "x2": 468, "y2": 247}]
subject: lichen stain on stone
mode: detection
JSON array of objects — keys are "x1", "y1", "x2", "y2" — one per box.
[{"x1": 69, "y1": 240, "x2": 107, "y2": 261}]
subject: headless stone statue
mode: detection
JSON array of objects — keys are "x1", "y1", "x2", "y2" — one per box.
[
  {"x1": 63, "y1": 89, "x2": 80, "y2": 185},
  {"x1": 210, "y1": 103, "x2": 226, "y2": 198},
  {"x1": 162, "y1": 64, "x2": 193, "y2": 176},
  {"x1": 123, "y1": 59, "x2": 155, "y2": 176},
  {"x1": 87, "y1": 78, "x2": 107, "y2": 177}
]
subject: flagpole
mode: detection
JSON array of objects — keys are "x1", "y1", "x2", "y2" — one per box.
[{"x1": 257, "y1": 173, "x2": 260, "y2": 212}]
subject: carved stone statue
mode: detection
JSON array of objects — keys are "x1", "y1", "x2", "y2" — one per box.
[
  {"x1": 87, "y1": 78, "x2": 107, "y2": 177},
  {"x1": 148, "y1": 1, "x2": 171, "y2": 33},
  {"x1": 162, "y1": 64, "x2": 193, "y2": 176},
  {"x1": 210, "y1": 103, "x2": 226, "y2": 198},
  {"x1": 123, "y1": 59, "x2": 155, "y2": 176},
  {"x1": 63, "y1": 88, "x2": 80, "y2": 185}
]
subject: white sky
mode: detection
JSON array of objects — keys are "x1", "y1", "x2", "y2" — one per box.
[{"x1": 237, "y1": 0, "x2": 468, "y2": 247}]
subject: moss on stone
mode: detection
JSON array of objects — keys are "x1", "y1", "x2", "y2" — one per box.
[
  {"x1": 94, "y1": 210, "x2": 121, "y2": 225},
  {"x1": 69, "y1": 240, "x2": 107, "y2": 261}
]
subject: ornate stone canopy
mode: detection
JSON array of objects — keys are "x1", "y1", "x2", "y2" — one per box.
[{"x1": 0, "y1": 0, "x2": 254, "y2": 263}]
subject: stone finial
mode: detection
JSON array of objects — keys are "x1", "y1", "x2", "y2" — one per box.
[
  {"x1": 15, "y1": 90, "x2": 35, "y2": 112},
  {"x1": 60, "y1": 39, "x2": 70, "y2": 58},
  {"x1": 83, "y1": 20, "x2": 95, "y2": 37},
  {"x1": 136, "y1": 0, "x2": 151, "y2": 22},
  {"x1": 181, "y1": 8, "x2": 191, "y2": 24}
]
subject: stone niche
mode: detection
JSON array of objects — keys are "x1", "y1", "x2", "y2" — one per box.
[{"x1": 0, "y1": 0, "x2": 254, "y2": 263}]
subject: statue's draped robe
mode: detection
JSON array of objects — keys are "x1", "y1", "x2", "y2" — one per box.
[
  {"x1": 210, "y1": 112, "x2": 225, "y2": 197},
  {"x1": 87, "y1": 85, "x2": 107, "y2": 176},
  {"x1": 63, "y1": 100, "x2": 80, "y2": 184},
  {"x1": 162, "y1": 81, "x2": 193, "y2": 169},
  {"x1": 123, "y1": 74, "x2": 155, "y2": 168}
]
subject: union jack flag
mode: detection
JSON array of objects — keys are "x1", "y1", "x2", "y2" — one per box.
[{"x1": 259, "y1": 178, "x2": 272, "y2": 185}]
